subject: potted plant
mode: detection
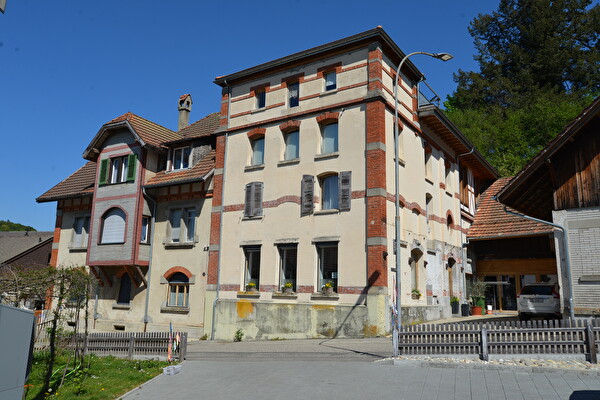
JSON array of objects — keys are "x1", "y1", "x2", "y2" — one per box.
[
  {"x1": 282, "y1": 281, "x2": 294, "y2": 294},
  {"x1": 450, "y1": 296, "x2": 460, "y2": 314},
  {"x1": 321, "y1": 281, "x2": 334, "y2": 296},
  {"x1": 411, "y1": 288, "x2": 421, "y2": 300},
  {"x1": 246, "y1": 281, "x2": 257, "y2": 292},
  {"x1": 470, "y1": 279, "x2": 487, "y2": 316}
]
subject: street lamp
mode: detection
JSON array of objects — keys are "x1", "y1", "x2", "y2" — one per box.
[{"x1": 393, "y1": 52, "x2": 453, "y2": 357}]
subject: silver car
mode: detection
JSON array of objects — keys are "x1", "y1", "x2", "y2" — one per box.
[{"x1": 517, "y1": 284, "x2": 562, "y2": 320}]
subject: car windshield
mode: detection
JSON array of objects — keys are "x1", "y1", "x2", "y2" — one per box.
[{"x1": 521, "y1": 285, "x2": 554, "y2": 295}]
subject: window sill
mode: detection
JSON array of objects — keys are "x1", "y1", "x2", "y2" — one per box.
[
  {"x1": 310, "y1": 293, "x2": 340, "y2": 300},
  {"x1": 69, "y1": 246, "x2": 87, "y2": 253},
  {"x1": 98, "y1": 242, "x2": 125, "y2": 246},
  {"x1": 277, "y1": 158, "x2": 300, "y2": 167},
  {"x1": 314, "y1": 152, "x2": 339, "y2": 161},
  {"x1": 245, "y1": 164, "x2": 265, "y2": 172},
  {"x1": 314, "y1": 209, "x2": 339, "y2": 216},
  {"x1": 251, "y1": 107, "x2": 266, "y2": 114},
  {"x1": 169, "y1": 167, "x2": 191, "y2": 173},
  {"x1": 164, "y1": 241, "x2": 195, "y2": 249},
  {"x1": 394, "y1": 157, "x2": 406, "y2": 167},
  {"x1": 319, "y1": 89, "x2": 338, "y2": 97},
  {"x1": 112, "y1": 303, "x2": 131, "y2": 310},
  {"x1": 160, "y1": 306, "x2": 190, "y2": 314},
  {"x1": 272, "y1": 292, "x2": 298, "y2": 299},
  {"x1": 425, "y1": 178, "x2": 434, "y2": 185},
  {"x1": 242, "y1": 215, "x2": 264, "y2": 221},
  {"x1": 237, "y1": 291, "x2": 261, "y2": 298}
]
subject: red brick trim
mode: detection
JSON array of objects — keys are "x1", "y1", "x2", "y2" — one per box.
[
  {"x1": 316, "y1": 111, "x2": 340, "y2": 125},
  {"x1": 219, "y1": 88, "x2": 229, "y2": 127},
  {"x1": 279, "y1": 120, "x2": 301, "y2": 133},
  {"x1": 317, "y1": 62, "x2": 342, "y2": 74},
  {"x1": 163, "y1": 266, "x2": 193, "y2": 279},
  {"x1": 299, "y1": 81, "x2": 368, "y2": 101},
  {"x1": 337, "y1": 286, "x2": 366, "y2": 294},
  {"x1": 247, "y1": 127, "x2": 266, "y2": 140},
  {"x1": 342, "y1": 62, "x2": 368, "y2": 73},
  {"x1": 439, "y1": 182, "x2": 446, "y2": 190},
  {"x1": 220, "y1": 284, "x2": 240, "y2": 291},
  {"x1": 281, "y1": 73, "x2": 305, "y2": 84},
  {"x1": 260, "y1": 284, "x2": 277, "y2": 292},
  {"x1": 250, "y1": 82, "x2": 270, "y2": 94},
  {"x1": 297, "y1": 285, "x2": 314, "y2": 294},
  {"x1": 222, "y1": 190, "x2": 366, "y2": 213}
]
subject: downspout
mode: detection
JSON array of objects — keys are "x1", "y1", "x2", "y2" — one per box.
[
  {"x1": 211, "y1": 80, "x2": 231, "y2": 340},
  {"x1": 142, "y1": 187, "x2": 157, "y2": 332},
  {"x1": 495, "y1": 199, "x2": 575, "y2": 320},
  {"x1": 456, "y1": 148, "x2": 474, "y2": 300}
]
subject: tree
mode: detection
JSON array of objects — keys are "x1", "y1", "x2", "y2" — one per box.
[
  {"x1": 446, "y1": 0, "x2": 599, "y2": 175},
  {"x1": 0, "y1": 219, "x2": 36, "y2": 231}
]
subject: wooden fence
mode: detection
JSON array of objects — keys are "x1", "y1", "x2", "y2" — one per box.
[
  {"x1": 35, "y1": 328, "x2": 188, "y2": 361},
  {"x1": 398, "y1": 319, "x2": 599, "y2": 363}
]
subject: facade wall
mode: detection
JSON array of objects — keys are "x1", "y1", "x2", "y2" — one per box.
[{"x1": 553, "y1": 206, "x2": 600, "y2": 314}]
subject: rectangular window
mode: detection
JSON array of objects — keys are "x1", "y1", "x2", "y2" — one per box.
[
  {"x1": 251, "y1": 137, "x2": 264, "y2": 166},
  {"x1": 72, "y1": 215, "x2": 90, "y2": 248},
  {"x1": 173, "y1": 147, "x2": 191, "y2": 170},
  {"x1": 140, "y1": 216, "x2": 150, "y2": 243},
  {"x1": 425, "y1": 148, "x2": 432, "y2": 179},
  {"x1": 321, "y1": 123, "x2": 338, "y2": 154},
  {"x1": 288, "y1": 82, "x2": 299, "y2": 107},
  {"x1": 284, "y1": 130, "x2": 299, "y2": 160},
  {"x1": 110, "y1": 156, "x2": 129, "y2": 184},
  {"x1": 244, "y1": 246, "x2": 261, "y2": 289},
  {"x1": 321, "y1": 175, "x2": 339, "y2": 210},
  {"x1": 256, "y1": 90, "x2": 266, "y2": 109},
  {"x1": 445, "y1": 162, "x2": 452, "y2": 191},
  {"x1": 324, "y1": 71, "x2": 336, "y2": 91},
  {"x1": 317, "y1": 242, "x2": 338, "y2": 292},
  {"x1": 169, "y1": 208, "x2": 196, "y2": 243},
  {"x1": 278, "y1": 245, "x2": 297, "y2": 291}
]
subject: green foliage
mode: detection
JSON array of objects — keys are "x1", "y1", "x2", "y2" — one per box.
[
  {"x1": 446, "y1": 0, "x2": 599, "y2": 175},
  {"x1": 233, "y1": 328, "x2": 244, "y2": 342},
  {"x1": 200, "y1": 333, "x2": 208, "y2": 340},
  {"x1": 450, "y1": 296, "x2": 460, "y2": 304},
  {"x1": 0, "y1": 219, "x2": 36, "y2": 231}
]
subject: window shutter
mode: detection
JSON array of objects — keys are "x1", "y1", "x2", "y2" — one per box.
[
  {"x1": 301, "y1": 175, "x2": 314, "y2": 216},
  {"x1": 126, "y1": 153, "x2": 137, "y2": 182},
  {"x1": 339, "y1": 171, "x2": 352, "y2": 211},
  {"x1": 253, "y1": 182, "x2": 263, "y2": 216},
  {"x1": 244, "y1": 183, "x2": 253, "y2": 217},
  {"x1": 99, "y1": 159, "x2": 109, "y2": 185}
]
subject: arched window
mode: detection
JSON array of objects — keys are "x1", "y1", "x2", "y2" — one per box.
[
  {"x1": 100, "y1": 208, "x2": 126, "y2": 244},
  {"x1": 168, "y1": 272, "x2": 189, "y2": 307},
  {"x1": 410, "y1": 249, "x2": 423, "y2": 294},
  {"x1": 117, "y1": 273, "x2": 131, "y2": 304},
  {"x1": 321, "y1": 123, "x2": 338, "y2": 154}
]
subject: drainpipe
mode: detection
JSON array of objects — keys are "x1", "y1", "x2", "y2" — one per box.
[
  {"x1": 211, "y1": 80, "x2": 231, "y2": 340},
  {"x1": 142, "y1": 187, "x2": 157, "y2": 332},
  {"x1": 456, "y1": 148, "x2": 474, "y2": 301},
  {"x1": 496, "y1": 200, "x2": 575, "y2": 320}
]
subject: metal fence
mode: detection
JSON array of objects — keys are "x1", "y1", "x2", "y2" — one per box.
[{"x1": 398, "y1": 319, "x2": 599, "y2": 363}]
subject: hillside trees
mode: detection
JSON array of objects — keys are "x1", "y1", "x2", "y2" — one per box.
[{"x1": 446, "y1": 0, "x2": 599, "y2": 176}]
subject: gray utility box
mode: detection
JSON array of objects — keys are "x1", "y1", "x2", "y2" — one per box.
[{"x1": 0, "y1": 304, "x2": 35, "y2": 400}]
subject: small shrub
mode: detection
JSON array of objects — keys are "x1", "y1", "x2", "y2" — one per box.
[
  {"x1": 233, "y1": 328, "x2": 244, "y2": 342},
  {"x1": 200, "y1": 333, "x2": 208, "y2": 340}
]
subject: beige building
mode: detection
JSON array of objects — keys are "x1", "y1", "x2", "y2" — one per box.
[{"x1": 37, "y1": 28, "x2": 497, "y2": 339}]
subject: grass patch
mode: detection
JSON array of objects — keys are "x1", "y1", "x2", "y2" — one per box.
[{"x1": 25, "y1": 351, "x2": 170, "y2": 400}]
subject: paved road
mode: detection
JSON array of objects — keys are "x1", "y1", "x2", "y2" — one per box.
[{"x1": 120, "y1": 338, "x2": 600, "y2": 400}]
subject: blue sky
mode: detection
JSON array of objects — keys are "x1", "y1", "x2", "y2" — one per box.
[{"x1": 0, "y1": 0, "x2": 499, "y2": 231}]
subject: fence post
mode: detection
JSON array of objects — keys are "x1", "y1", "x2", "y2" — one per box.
[
  {"x1": 179, "y1": 332, "x2": 187, "y2": 362},
  {"x1": 586, "y1": 322, "x2": 597, "y2": 364},
  {"x1": 480, "y1": 327, "x2": 489, "y2": 361},
  {"x1": 127, "y1": 334, "x2": 135, "y2": 360}
]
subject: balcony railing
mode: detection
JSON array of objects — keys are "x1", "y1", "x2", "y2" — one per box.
[{"x1": 418, "y1": 80, "x2": 443, "y2": 108}]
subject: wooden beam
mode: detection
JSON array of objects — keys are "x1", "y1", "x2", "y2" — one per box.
[{"x1": 135, "y1": 265, "x2": 148, "y2": 287}]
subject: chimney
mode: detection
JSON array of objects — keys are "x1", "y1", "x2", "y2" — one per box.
[{"x1": 178, "y1": 94, "x2": 193, "y2": 130}]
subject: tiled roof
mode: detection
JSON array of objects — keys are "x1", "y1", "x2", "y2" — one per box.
[
  {"x1": 176, "y1": 112, "x2": 220, "y2": 141},
  {"x1": 467, "y1": 177, "x2": 554, "y2": 240},
  {"x1": 144, "y1": 150, "x2": 215, "y2": 188},
  {"x1": 0, "y1": 231, "x2": 53, "y2": 264},
  {"x1": 107, "y1": 112, "x2": 180, "y2": 149},
  {"x1": 36, "y1": 162, "x2": 96, "y2": 203}
]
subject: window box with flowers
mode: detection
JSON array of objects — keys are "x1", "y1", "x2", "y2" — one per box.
[{"x1": 411, "y1": 288, "x2": 421, "y2": 300}]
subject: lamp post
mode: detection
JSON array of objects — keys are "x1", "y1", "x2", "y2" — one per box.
[{"x1": 393, "y1": 52, "x2": 453, "y2": 357}]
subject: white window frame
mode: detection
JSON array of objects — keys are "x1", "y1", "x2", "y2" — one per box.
[
  {"x1": 172, "y1": 146, "x2": 191, "y2": 171},
  {"x1": 278, "y1": 244, "x2": 297, "y2": 291},
  {"x1": 320, "y1": 174, "x2": 339, "y2": 210},
  {"x1": 71, "y1": 215, "x2": 90, "y2": 248},
  {"x1": 140, "y1": 216, "x2": 150, "y2": 244},
  {"x1": 110, "y1": 155, "x2": 129, "y2": 184},
  {"x1": 168, "y1": 207, "x2": 197, "y2": 244},
  {"x1": 244, "y1": 246, "x2": 261, "y2": 289},
  {"x1": 317, "y1": 242, "x2": 338, "y2": 292},
  {"x1": 167, "y1": 272, "x2": 190, "y2": 307},
  {"x1": 324, "y1": 71, "x2": 337, "y2": 91},
  {"x1": 251, "y1": 137, "x2": 265, "y2": 166},
  {"x1": 321, "y1": 122, "x2": 338, "y2": 154},
  {"x1": 284, "y1": 130, "x2": 299, "y2": 160},
  {"x1": 100, "y1": 208, "x2": 126, "y2": 244}
]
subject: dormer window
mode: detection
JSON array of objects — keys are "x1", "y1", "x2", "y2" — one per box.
[
  {"x1": 173, "y1": 146, "x2": 191, "y2": 170},
  {"x1": 110, "y1": 156, "x2": 128, "y2": 184},
  {"x1": 98, "y1": 154, "x2": 137, "y2": 185}
]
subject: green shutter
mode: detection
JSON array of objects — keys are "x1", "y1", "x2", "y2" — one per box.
[
  {"x1": 99, "y1": 159, "x2": 109, "y2": 185},
  {"x1": 126, "y1": 153, "x2": 137, "y2": 182}
]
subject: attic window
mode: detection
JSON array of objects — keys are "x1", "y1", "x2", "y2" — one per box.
[{"x1": 173, "y1": 146, "x2": 191, "y2": 170}]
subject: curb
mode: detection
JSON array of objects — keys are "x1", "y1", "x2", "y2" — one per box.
[
  {"x1": 382, "y1": 358, "x2": 600, "y2": 376},
  {"x1": 118, "y1": 362, "x2": 186, "y2": 399}
]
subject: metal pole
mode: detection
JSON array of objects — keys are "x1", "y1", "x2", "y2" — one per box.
[{"x1": 393, "y1": 51, "x2": 453, "y2": 357}]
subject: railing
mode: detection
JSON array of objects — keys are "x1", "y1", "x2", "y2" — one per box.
[
  {"x1": 399, "y1": 319, "x2": 599, "y2": 363},
  {"x1": 418, "y1": 80, "x2": 443, "y2": 108}
]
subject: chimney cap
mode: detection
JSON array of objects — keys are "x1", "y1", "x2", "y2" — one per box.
[{"x1": 178, "y1": 94, "x2": 192, "y2": 111}]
